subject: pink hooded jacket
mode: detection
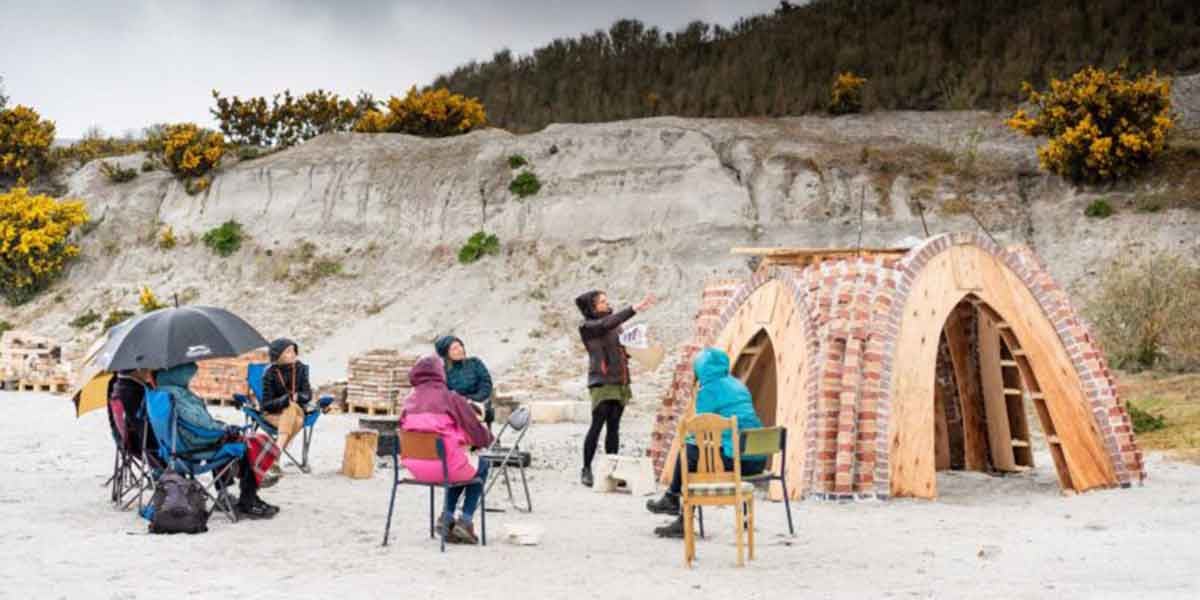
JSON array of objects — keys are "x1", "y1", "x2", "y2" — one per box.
[{"x1": 399, "y1": 355, "x2": 494, "y2": 483}]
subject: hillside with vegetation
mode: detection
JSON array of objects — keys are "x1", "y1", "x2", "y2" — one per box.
[{"x1": 433, "y1": 0, "x2": 1200, "y2": 132}]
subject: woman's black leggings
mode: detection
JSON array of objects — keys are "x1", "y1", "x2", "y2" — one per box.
[{"x1": 583, "y1": 400, "x2": 625, "y2": 467}]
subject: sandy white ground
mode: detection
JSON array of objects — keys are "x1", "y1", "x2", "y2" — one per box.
[{"x1": 2, "y1": 391, "x2": 1198, "y2": 599}]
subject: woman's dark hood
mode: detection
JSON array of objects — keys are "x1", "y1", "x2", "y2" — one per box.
[
  {"x1": 269, "y1": 338, "x2": 298, "y2": 364},
  {"x1": 575, "y1": 290, "x2": 607, "y2": 319},
  {"x1": 434, "y1": 335, "x2": 463, "y2": 359}
]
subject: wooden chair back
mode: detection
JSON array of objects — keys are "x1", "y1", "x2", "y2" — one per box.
[
  {"x1": 399, "y1": 430, "x2": 444, "y2": 461},
  {"x1": 679, "y1": 413, "x2": 741, "y2": 487}
]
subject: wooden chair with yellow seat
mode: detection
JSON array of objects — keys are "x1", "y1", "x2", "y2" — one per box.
[{"x1": 679, "y1": 413, "x2": 755, "y2": 567}]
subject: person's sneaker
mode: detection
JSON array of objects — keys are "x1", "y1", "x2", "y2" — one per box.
[
  {"x1": 654, "y1": 516, "x2": 686, "y2": 538},
  {"x1": 580, "y1": 467, "x2": 594, "y2": 487},
  {"x1": 646, "y1": 493, "x2": 680, "y2": 515},
  {"x1": 449, "y1": 519, "x2": 479, "y2": 545},
  {"x1": 236, "y1": 501, "x2": 276, "y2": 520},
  {"x1": 254, "y1": 498, "x2": 280, "y2": 516}
]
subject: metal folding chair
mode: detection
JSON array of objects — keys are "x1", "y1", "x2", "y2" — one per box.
[
  {"x1": 480, "y1": 406, "x2": 532, "y2": 512},
  {"x1": 382, "y1": 430, "x2": 487, "y2": 552},
  {"x1": 697, "y1": 425, "x2": 795, "y2": 538},
  {"x1": 233, "y1": 362, "x2": 333, "y2": 473},
  {"x1": 104, "y1": 398, "x2": 154, "y2": 511}
]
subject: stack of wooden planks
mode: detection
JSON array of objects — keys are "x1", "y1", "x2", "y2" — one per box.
[
  {"x1": 345, "y1": 349, "x2": 417, "y2": 415},
  {"x1": 0, "y1": 330, "x2": 69, "y2": 393},
  {"x1": 193, "y1": 350, "x2": 270, "y2": 405}
]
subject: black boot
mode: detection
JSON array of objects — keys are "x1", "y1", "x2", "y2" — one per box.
[
  {"x1": 581, "y1": 467, "x2": 594, "y2": 487},
  {"x1": 236, "y1": 498, "x2": 276, "y2": 520},
  {"x1": 654, "y1": 516, "x2": 685, "y2": 538},
  {"x1": 646, "y1": 492, "x2": 680, "y2": 515}
]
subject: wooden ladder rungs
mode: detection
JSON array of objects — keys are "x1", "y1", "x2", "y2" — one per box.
[
  {"x1": 1003, "y1": 388, "x2": 1023, "y2": 396},
  {"x1": 1000, "y1": 359, "x2": 1018, "y2": 367},
  {"x1": 996, "y1": 322, "x2": 1011, "y2": 330},
  {"x1": 1047, "y1": 435, "x2": 1060, "y2": 445},
  {"x1": 1010, "y1": 349, "x2": 1027, "y2": 357},
  {"x1": 1029, "y1": 392, "x2": 1045, "y2": 400},
  {"x1": 1011, "y1": 439, "x2": 1030, "y2": 448}
]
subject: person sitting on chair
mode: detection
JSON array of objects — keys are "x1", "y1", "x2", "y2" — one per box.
[
  {"x1": 156, "y1": 362, "x2": 278, "y2": 520},
  {"x1": 645, "y1": 347, "x2": 767, "y2": 538},
  {"x1": 106, "y1": 368, "x2": 158, "y2": 456},
  {"x1": 260, "y1": 338, "x2": 312, "y2": 454},
  {"x1": 399, "y1": 355, "x2": 494, "y2": 545},
  {"x1": 434, "y1": 335, "x2": 494, "y2": 427}
]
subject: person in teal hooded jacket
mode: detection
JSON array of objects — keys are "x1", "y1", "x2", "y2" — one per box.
[
  {"x1": 646, "y1": 347, "x2": 766, "y2": 538},
  {"x1": 434, "y1": 335, "x2": 494, "y2": 426},
  {"x1": 156, "y1": 362, "x2": 278, "y2": 519}
]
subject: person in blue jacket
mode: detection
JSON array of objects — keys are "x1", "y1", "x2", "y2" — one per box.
[
  {"x1": 646, "y1": 347, "x2": 766, "y2": 538},
  {"x1": 156, "y1": 362, "x2": 278, "y2": 520}
]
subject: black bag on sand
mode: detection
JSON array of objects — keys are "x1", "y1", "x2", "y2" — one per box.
[{"x1": 148, "y1": 472, "x2": 209, "y2": 534}]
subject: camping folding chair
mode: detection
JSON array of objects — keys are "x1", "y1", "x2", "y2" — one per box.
[
  {"x1": 382, "y1": 430, "x2": 487, "y2": 552},
  {"x1": 104, "y1": 398, "x2": 154, "y2": 511},
  {"x1": 144, "y1": 389, "x2": 247, "y2": 523},
  {"x1": 697, "y1": 426, "x2": 794, "y2": 538},
  {"x1": 232, "y1": 362, "x2": 333, "y2": 473},
  {"x1": 679, "y1": 414, "x2": 755, "y2": 568},
  {"x1": 480, "y1": 406, "x2": 532, "y2": 512}
]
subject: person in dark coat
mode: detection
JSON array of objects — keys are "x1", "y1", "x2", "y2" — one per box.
[
  {"x1": 575, "y1": 289, "x2": 656, "y2": 487},
  {"x1": 105, "y1": 368, "x2": 158, "y2": 455},
  {"x1": 434, "y1": 335, "x2": 495, "y2": 427},
  {"x1": 260, "y1": 338, "x2": 312, "y2": 454}
]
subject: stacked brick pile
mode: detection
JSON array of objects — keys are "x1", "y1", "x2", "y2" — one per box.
[
  {"x1": 192, "y1": 349, "x2": 270, "y2": 403},
  {"x1": 346, "y1": 349, "x2": 418, "y2": 415}
]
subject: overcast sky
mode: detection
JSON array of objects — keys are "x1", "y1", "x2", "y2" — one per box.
[{"x1": 0, "y1": 0, "x2": 783, "y2": 139}]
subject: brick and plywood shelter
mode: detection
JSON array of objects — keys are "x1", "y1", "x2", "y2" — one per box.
[{"x1": 649, "y1": 232, "x2": 1145, "y2": 500}]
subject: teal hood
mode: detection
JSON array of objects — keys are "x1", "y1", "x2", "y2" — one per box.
[
  {"x1": 689, "y1": 347, "x2": 765, "y2": 461},
  {"x1": 693, "y1": 347, "x2": 731, "y2": 386},
  {"x1": 156, "y1": 362, "x2": 198, "y2": 389}
]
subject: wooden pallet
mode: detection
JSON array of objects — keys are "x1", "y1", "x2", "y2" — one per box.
[
  {"x1": 347, "y1": 402, "x2": 394, "y2": 416},
  {"x1": 11, "y1": 380, "x2": 68, "y2": 393}
]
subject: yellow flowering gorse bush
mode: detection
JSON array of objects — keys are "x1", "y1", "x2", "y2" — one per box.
[
  {"x1": 353, "y1": 87, "x2": 487, "y2": 136},
  {"x1": 1007, "y1": 66, "x2": 1174, "y2": 183},
  {"x1": 155, "y1": 123, "x2": 226, "y2": 179},
  {"x1": 139, "y1": 286, "x2": 166, "y2": 312},
  {"x1": 0, "y1": 187, "x2": 88, "y2": 304},
  {"x1": 828, "y1": 72, "x2": 867, "y2": 115},
  {"x1": 0, "y1": 105, "x2": 56, "y2": 183}
]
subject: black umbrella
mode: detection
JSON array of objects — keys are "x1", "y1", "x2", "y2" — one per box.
[{"x1": 97, "y1": 305, "x2": 268, "y2": 372}]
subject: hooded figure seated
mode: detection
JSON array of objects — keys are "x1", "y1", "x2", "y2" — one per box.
[
  {"x1": 645, "y1": 347, "x2": 767, "y2": 538},
  {"x1": 434, "y1": 335, "x2": 494, "y2": 426},
  {"x1": 156, "y1": 362, "x2": 279, "y2": 520},
  {"x1": 399, "y1": 355, "x2": 495, "y2": 545}
]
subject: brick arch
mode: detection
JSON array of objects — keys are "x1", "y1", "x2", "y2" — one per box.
[{"x1": 875, "y1": 232, "x2": 1141, "y2": 498}]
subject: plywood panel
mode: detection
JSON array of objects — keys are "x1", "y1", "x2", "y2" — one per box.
[
  {"x1": 943, "y1": 308, "x2": 990, "y2": 472},
  {"x1": 978, "y1": 312, "x2": 1017, "y2": 471}
]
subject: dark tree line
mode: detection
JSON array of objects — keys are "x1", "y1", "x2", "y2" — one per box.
[{"x1": 431, "y1": 0, "x2": 1200, "y2": 132}]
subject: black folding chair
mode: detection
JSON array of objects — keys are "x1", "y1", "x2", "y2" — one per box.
[
  {"x1": 104, "y1": 398, "x2": 154, "y2": 511},
  {"x1": 382, "y1": 430, "x2": 487, "y2": 552},
  {"x1": 480, "y1": 406, "x2": 533, "y2": 513}
]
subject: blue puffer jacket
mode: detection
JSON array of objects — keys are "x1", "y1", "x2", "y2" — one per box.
[
  {"x1": 155, "y1": 362, "x2": 227, "y2": 459},
  {"x1": 692, "y1": 347, "x2": 765, "y2": 466}
]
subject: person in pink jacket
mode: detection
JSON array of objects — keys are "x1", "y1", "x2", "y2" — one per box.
[{"x1": 399, "y1": 355, "x2": 494, "y2": 544}]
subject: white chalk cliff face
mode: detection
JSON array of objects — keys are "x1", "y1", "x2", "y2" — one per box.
[{"x1": 4, "y1": 112, "x2": 1197, "y2": 398}]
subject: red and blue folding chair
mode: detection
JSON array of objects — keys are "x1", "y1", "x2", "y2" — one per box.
[{"x1": 104, "y1": 397, "x2": 154, "y2": 511}]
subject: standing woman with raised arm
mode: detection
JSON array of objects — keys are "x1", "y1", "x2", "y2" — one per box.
[{"x1": 575, "y1": 289, "x2": 656, "y2": 487}]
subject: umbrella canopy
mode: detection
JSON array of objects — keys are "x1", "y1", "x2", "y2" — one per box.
[
  {"x1": 97, "y1": 306, "x2": 268, "y2": 372},
  {"x1": 71, "y1": 321, "x2": 135, "y2": 418},
  {"x1": 72, "y1": 372, "x2": 113, "y2": 418}
]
